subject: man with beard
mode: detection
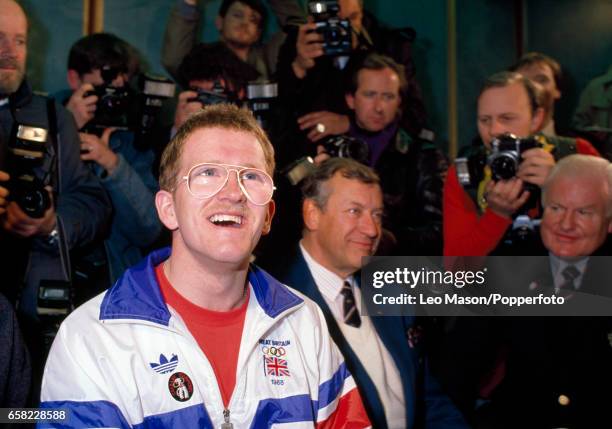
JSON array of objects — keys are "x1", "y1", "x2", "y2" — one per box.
[{"x1": 0, "y1": 0, "x2": 110, "y2": 395}]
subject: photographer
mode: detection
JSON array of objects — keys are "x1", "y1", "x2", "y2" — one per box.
[
  {"x1": 161, "y1": 0, "x2": 305, "y2": 81},
  {"x1": 0, "y1": 0, "x2": 110, "y2": 395},
  {"x1": 172, "y1": 42, "x2": 259, "y2": 132},
  {"x1": 443, "y1": 71, "x2": 599, "y2": 256},
  {"x1": 276, "y1": 0, "x2": 427, "y2": 156},
  {"x1": 315, "y1": 53, "x2": 447, "y2": 255},
  {"x1": 59, "y1": 33, "x2": 162, "y2": 283}
]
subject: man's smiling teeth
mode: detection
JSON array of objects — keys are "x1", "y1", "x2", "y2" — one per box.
[{"x1": 209, "y1": 214, "x2": 243, "y2": 225}]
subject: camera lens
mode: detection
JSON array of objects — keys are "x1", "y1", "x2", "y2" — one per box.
[
  {"x1": 490, "y1": 155, "x2": 518, "y2": 181},
  {"x1": 327, "y1": 27, "x2": 341, "y2": 44},
  {"x1": 344, "y1": 140, "x2": 370, "y2": 165},
  {"x1": 16, "y1": 186, "x2": 51, "y2": 218}
]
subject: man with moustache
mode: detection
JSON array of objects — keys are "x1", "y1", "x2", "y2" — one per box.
[
  {"x1": 40, "y1": 104, "x2": 371, "y2": 428},
  {"x1": 0, "y1": 1, "x2": 109, "y2": 325}
]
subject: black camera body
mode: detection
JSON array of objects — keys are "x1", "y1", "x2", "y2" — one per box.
[
  {"x1": 245, "y1": 81, "x2": 278, "y2": 129},
  {"x1": 308, "y1": 0, "x2": 352, "y2": 56},
  {"x1": 132, "y1": 73, "x2": 176, "y2": 149},
  {"x1": 7, "y1": 124, "x2": 52, "y2": 218},
  {"x1": 84, "y1": 67, "x2": 175, "y2": 141},
  {"x1": 85, "y1": 83, "x2": 133, "y2": 130},
  {"x1": 282, "y1": 135, "x2": 369, "y2": 186},
  {"x1": 188, "y1": 80, "x2": 239, "y2": 106},
  {"x1": 487, "y1": 133, "x2": 541, "y2": 181},
  {"x1": 322, "y1": 134, "x2": 370, "y2": 165}
]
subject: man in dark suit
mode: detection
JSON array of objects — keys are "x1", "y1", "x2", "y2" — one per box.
[
  {"x1": 264, "y1": 157, "x2": 468, "y2": 429},
  {"x1": 434, "y1": 154, "x2": 612, "y2": 429}
]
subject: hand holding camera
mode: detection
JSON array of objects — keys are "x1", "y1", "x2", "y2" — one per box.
[
  {"x1": 293, "y1": 20, "x2": 325, "y2": 79},
  {"x1": 297, "y1": 110, "x2": 350, "y2": 142},
  {"x1": 517, "y1": 147, "x2": 555, "y2": 186},
  {"x1": 66, "y1": 83, "x2": 98, "y2": 130},
  {"x1": 1, "y1": 178, "x2": 56, "y2": 239},
  {"x1": 79, "y1": 128, "x2": 119, "y2": 174},
  {"x1": 174, "y1": 90, "x2": 203, "y2": 129},
  {"x1": 484, "y1": 177, "x2": 531, "y2": 219}
]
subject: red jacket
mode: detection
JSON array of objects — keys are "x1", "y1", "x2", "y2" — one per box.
[{"x1": 443, "y1": 138, "x2": 599, "y2": 256}]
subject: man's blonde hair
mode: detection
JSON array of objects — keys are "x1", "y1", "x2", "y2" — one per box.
[{"x1": 158, "y1": 104, "x2": 275, "y2": 192}]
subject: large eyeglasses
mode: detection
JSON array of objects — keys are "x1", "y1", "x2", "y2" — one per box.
[{"x1": 181, "y1": 163, "x2": 275, "y2": 206}]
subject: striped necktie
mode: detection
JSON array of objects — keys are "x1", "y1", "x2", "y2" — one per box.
[
  {"x1": 341, "y1": 281, "x2": 361, "y2": 328},
  {"x1": 556, "y1": 265, "x2": 580, "y2": 298}
]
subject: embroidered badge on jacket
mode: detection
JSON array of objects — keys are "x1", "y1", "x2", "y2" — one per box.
[{"x1": 168, "y1": 372, "x2": 194, "y2": 401}]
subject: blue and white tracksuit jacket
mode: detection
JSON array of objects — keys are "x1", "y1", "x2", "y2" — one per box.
[{"x1": 39, "y1": 248, "x2": 367, "y2": 428}]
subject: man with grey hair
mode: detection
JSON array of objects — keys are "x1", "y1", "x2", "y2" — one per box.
[
  {"x1": 436, "y1": 154, "x2": 612, "y2": 428},
  {"x1": 443, "y1": 71, "x2": 599, "y2": 257},
  {"x1": 541, "y1": 154, "x2": 612, "y2": 260},
  {"x1": 266, "y1": 157, "x2": 469, "y2": 428}
]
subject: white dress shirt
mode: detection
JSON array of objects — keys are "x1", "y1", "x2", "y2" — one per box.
[{"x1": 300, "y1": 242, "x2": 406, "y2": 428}]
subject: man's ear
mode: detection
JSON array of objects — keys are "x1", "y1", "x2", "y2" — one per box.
[
  {"x1": 608, "y1": 219, "x2": 612, "y2": 234},
  {"x1": 345, "y1": 93, "x2": 355, "y2": 110},
  {"x1": 156, "y1": 190, "x2": 178, "y2": 231},
  {"x1": 531, "y1": 106, "x2": 546, "y2": 133},
  {"x1": 67, "y1": 69, "x2": 82, "y2": 91},
  {"x1": 261, "y1": 200, "x2": 276, "y2": 235},
  {"x1": 215, "y1": 15, "x2": 224, "y2": 33},
  {"x1": 302, "y1": 198, "x2": 321, "y2": 231}
]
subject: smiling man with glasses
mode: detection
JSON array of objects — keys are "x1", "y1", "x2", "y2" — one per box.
[{"x1": 39, "y1": 103, "x2": 371, "y2": 428}]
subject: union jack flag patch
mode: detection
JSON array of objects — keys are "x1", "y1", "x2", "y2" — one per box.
[{"x1": 264, "y1": 356, "x2": 290, "y2": 377}]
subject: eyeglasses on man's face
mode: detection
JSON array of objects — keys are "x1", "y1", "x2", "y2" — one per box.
[{"x1": 181, "y1": 163, "x2": 275, "y2": 206}]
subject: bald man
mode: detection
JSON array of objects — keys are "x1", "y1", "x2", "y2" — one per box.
[{"x1": 0, "y1": 0, "x2": 110, "y2": 396}]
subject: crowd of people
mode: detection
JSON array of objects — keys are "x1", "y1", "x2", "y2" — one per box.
[{"x1": 0, "y1": 0, "x2": 611, "y2": 427}]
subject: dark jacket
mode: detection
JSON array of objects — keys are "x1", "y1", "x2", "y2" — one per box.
[
  {"x1": 0, "y1": 293, "x2": 30, "y2": 407},
  {"x1": 0, "y1": 81, "x2": 111, "y2": 319},
  {"x1": 161, "y1": 0, "x2": 306, "y2": 81},
  {"x1": 433, "y1": 255, "x2": 612, "y2": 429},
  {"x1": 371, "y1": 126, "x2": 447, "y2": 255},
  {"x1": 267, "y1": 248, "x2": 470, "y2": 429}
]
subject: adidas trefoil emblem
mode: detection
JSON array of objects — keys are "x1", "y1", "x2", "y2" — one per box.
[{"x1": 150, "y1": 353, "x2": 179, "y2": 374}]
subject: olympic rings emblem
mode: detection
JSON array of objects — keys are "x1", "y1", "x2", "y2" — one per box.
[{"x1": 262, "y1": 346, "x2": 286, "y2": 357}]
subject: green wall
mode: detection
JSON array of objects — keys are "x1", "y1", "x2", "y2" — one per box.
[
  {"x1": 20, "y1": 0, "x2": 83, "y2": 95},
  {"x1": 18, "y1": 0, "x2": 612, "y2": 153},
  {"x1": 525, "y1": 0, "x2": 612, "y2": 135}
]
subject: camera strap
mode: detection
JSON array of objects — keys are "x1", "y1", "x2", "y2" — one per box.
[{"x1": 46, "y1": 97, "x2": 72, "y2": 283}]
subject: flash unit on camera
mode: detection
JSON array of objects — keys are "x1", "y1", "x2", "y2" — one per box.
[{"x1": 17, "y1": 125, "x2": 48, "y2": 143}]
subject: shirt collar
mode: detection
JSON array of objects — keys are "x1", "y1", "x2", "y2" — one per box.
[{"x1": 299, "y1": 241, "x2": 355, "y2": 302}]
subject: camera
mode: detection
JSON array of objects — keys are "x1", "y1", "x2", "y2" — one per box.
[
  {"x1": 322, "y1": 134, "x2": 370, "y2": 165},
  {"x1": 455, "y1": 134, "x2": 548, "y2": 188},
  {"x1": 245, "y1": 81, "x2": 278, "y2": 129},
  {"x1": 188, "y1": 80, "x2": 239, "y2": 106},
  {"x1": 308, "y1": 0, "x2": 352, "y2": 56},
  {"x1": 133, "y1": 73, "x2": 176, "y2": 149},
  {"x1": 84, "y1": 66, "x2": 176, "y2": 139},
  {"x1": 487, "y1": 133, "x2": 541, "y2": 181},
  {"x1": 84, "y1": 65, "x2": 133, "y2": 131},
  {"x1": 283, "y1": 135, "x2": 369, "y2": 186},
  {"x1": 6, "y1": 124, "x2": 52, "y2": 218}
]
